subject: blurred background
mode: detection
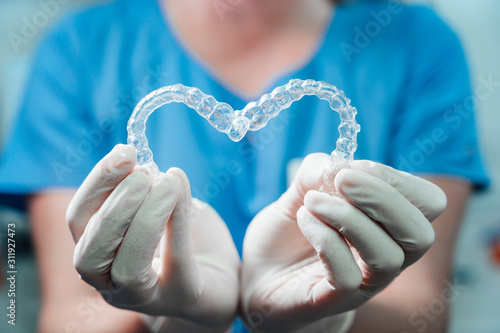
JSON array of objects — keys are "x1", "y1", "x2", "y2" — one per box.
[{"x1": 0, "y1": 0, "x2": 498, "y2": 332}]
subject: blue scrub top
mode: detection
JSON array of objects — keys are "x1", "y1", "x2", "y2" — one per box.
[
  {"x1": 0, "y1": 1, "x2": 490, "y2": 330},
  {"x1": 0, "y1": 0, "x2": 490, "y2": 246}
]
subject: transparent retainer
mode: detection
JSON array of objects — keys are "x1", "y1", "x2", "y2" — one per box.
[{"x1": 127, "y1": 79, "x2": 360, "y2": 195}]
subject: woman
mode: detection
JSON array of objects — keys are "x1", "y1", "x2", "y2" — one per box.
[{"x1": 0, "y1": 0, "x2": 488, "y2": 332}]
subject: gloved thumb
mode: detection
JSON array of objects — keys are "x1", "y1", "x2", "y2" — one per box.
[{"x1": 279, "y1": 153, "x2": 331, "y2": 218}]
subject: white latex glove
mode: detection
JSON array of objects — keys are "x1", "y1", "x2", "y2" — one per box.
[
  {"x1": 66, "y1": 144, "x2": 240, "y2": 332},
  {"x1": 241, "y1": 153, "x2": 447, "y2": 333}
]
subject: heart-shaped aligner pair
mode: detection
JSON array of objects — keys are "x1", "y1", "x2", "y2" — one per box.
[{"x1": 127, "y1": 79, "x2": 360, "y2": 180}]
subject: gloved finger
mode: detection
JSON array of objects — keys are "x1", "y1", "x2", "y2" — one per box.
[
  {"x1": 292, "y1": 153, "x2": 331, "y2": 193},
  {"x1": 297, "y1": 206, "x2": 363, "y2": 296},
  {"x1": 73, "y1": 171, "x2": 150, "y2": 291},
  {"x1": 110, "y1": 173, "x2": 179, "y2": 305},
  {"x1": 161, "y1": 168, "x2": 198, "y2": 278},
  {"x1": 304, "y1": 190, "x2": 405, "y2": 291},
  {"x1": 350, "y1": 160, "x2": 447, "y2": 221},
  {"x1": 335, "y1": 169, "x2": 435, "y2": 268},
  {"x1": 67, "y1": 144, "x2": 137, "y2": 242}
]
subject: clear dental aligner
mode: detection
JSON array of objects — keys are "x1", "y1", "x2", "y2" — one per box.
[{"x1": 127, "y1": 79, "x2": 360, "y2": 194}]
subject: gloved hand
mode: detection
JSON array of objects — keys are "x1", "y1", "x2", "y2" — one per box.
[
  {"x1": 66, "y1": 144, "x2": 240, "y2": 332},
  {"x1": 241, "y1": 153, "x2": 447, "y2": 333}
]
